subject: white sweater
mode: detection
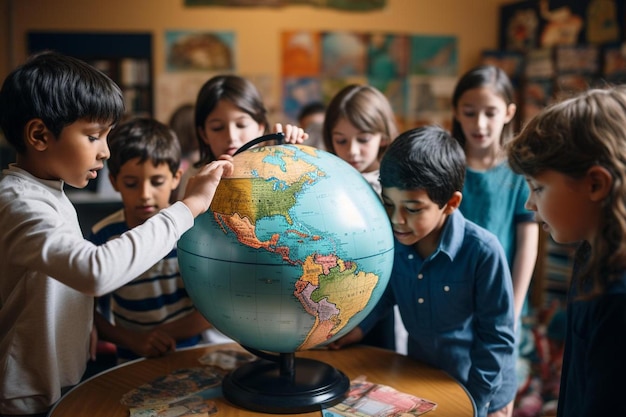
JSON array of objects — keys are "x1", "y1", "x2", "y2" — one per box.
[{"x1": 0, "y1": 165, "x2": 194, "y2": 415}]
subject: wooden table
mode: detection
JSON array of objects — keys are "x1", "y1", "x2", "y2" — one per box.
[{"x1": 48, "y1": 343, "x2": 476, "y2": 417}]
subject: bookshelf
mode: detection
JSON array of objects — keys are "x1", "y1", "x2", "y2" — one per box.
[{"x1": 27, "y1": 32, "x2": 153, "y2": 117}]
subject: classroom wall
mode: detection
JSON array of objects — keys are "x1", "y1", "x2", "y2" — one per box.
[{"x1": 1, "y1": 0, "x2": 518, "y2": 123}]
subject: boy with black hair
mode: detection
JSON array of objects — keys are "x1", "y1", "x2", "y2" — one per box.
[
  {"x1": 0, "y1": 51, "x2": 232, "y2": 416},
  {"x1": 90, "y1": 117, "x2": 212, "y2": 363},
  {"x1": 330, "y1": 125, "x2": 516, "y2": 417}
]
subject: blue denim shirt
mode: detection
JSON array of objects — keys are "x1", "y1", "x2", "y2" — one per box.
[{"x1": 359, "y1": 210, "x2": 516, "y2": 416}]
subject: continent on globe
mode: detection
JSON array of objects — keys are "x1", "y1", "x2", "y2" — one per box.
[
  {"x1": 178, "y1": 144, "x2": 394, "y2": 353},
  {"x1": 295, "y1": 254, "x2": 378, "y2": 350}
]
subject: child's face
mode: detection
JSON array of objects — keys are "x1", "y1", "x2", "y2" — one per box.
[
  {"x1": 110, "y1": 158, "x2": 181, "y2": 228},
  {"x1": 453, "y1": 86, "x2": 515, "y2": 153},
  {"x1": 382, "y1": 187, "x2": 455, "y2": 258},
  {"x1": 524, "y1": 170, "x2": 599, "y2": 244},
  {"x1": 42, "y1": 119, "x2": 112, "y2": 188},
  {"x1": 198, "y1": 99, "x2": 265, "y2": 158},
  {"x1": 331, "y1": 117, "x2": 383, "y2": 174}
]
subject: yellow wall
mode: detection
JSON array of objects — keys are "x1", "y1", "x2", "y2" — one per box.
[{"x1": 2, "y1": 0, "x2": 512, "y2": 120}]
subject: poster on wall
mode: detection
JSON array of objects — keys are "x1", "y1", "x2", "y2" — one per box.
[
  {"x1": 321, "y1": 32, "x2": 368, "y2": 77},
  {"x1": 183, "y1": 0, "x2": 387, "y2": 11},
  {"x1": 165, "y1": 31, "x2": 236, "y2": 72},
  {"x1": 409, "y1": 35, "x2": 458, "y2": 76},
  {"x1": 281, "y1": 31, "x2": 321, "y2": 77},
  {"x1": 500, "y1": 0, "x2": 624, "y2": 51},
  {"x1": 280, "y1": 30, "x2": 458, "y2": 128}
]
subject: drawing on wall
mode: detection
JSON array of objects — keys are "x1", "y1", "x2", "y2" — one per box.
[
  {"x1": 321, "y1": 32, "x2": 368, "y2": 77},
  {"x1": 500, "y1": 0, "x2": 624, "y2": 50},
  {"x1": 409, "y1": 35, "x2": 458, "y2": 76},
  {"x1": 405, "y1": 75, "x2": 456, "y2": 131},
  {"x1": 165, "y1": 31, "x2": 235, "y2": 72},
  {"x1": 282, "y1": 77, "x2": 323, "y2": 123},
  {"x1": 539, "y1": 0, "x2": 584, "y2": 47},
  {"x1": 280, "y1": 30, "x2": 458, "y2": 129},
  {"x1": 481, "y1": 50, "x2": 525, "y2": 84},
  {"x1": 184, "y1": 0, "x2": 387, "y2": 10},
  {"x1": 281, "y1": 31, "x2": 321, "y2": 77},
  {"x1": 603, "y1": 42, "x2": 626, "y2": 82},
  {"x1": 522, "y1": 78, "x2": 553, "y2": 125},
  {"x1": 367, "y1": 33, "x2": 408, "y2": 82}
]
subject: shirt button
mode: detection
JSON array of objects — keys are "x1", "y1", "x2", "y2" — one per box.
[
  {"x1": 418, "y1": 298, "x2": 424, "y2": 304},
  {"x1": 443, "y1": 285, "x2": 450, "y2": 292},
  {"x1": 417, "y1": 274, "x2": 423, "y2": 280},
  {"x1": 408, "y1": 254, "x2": 414, "y2": 260}
]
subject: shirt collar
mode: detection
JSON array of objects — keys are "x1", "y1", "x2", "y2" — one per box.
[
  {"x1": 432, "y1": 209, "x2": 465, "y2": 262},
  {"x1": 5, "y1": 163, "x2": 65, "y2": 194}
]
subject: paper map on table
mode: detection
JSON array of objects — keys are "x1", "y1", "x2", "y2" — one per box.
[
  {"x1": 121, "y1": 349, "x2": 259, "y2": 417},
  {"x1": 121, "y1": 366, "x2": 224, "y2": 408},
  {"x1": 323, "y1": 376, "x2": 437, "y2": 417}
]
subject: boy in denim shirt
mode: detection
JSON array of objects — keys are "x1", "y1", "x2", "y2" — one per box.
[{"x1": 330, "y1": 126, "x2": 516, "y2": 417}]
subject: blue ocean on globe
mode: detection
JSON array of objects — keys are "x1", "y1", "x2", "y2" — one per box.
[{"x1": 178, "y1": 144, "x2": 394, "y2": 353}]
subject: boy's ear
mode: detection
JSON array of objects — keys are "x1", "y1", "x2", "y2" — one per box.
[
  {"x1": 25, "y1": 119, "x2": 52, "y2": 151},
  {"x1": 443, "y1": 191, "x2": 462, "y2": 214},
  {"x1": 587, "y1": 165, "x2": 612, "y2": 202},
  {"x1": 171, "y1": 169, "x2": 183, "y2": 190}
]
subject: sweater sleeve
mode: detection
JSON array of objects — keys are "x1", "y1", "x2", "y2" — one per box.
[{"x1": 4, "y1": 195, "x2": 194, "y2": 296}]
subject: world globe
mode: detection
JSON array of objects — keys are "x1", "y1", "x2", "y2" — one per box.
[{"x1": 177, "y1": 139, "x2": 394, "y2": 412}]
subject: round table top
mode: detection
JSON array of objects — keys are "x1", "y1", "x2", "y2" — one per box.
[{"x1": 49, "y1": 343, "x2": 476, "y2": 417}]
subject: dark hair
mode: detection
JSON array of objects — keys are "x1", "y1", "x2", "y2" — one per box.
[
  {"x1": 451, "y1": 65, "x2": 516, "y2": 148},
  {"x1": 168, "y1": 103, "x2": 197, "y2": 158},
  {"x1": 380, "y1": 125, "x2": 466, "y2": 208},
  {"x1": 0, "y1": 50, "x2": 124, "y2": 154},
  {"x1": 508, "y1": 86, "x2": 626, "y2": 297},
  {"x1": 298, "y1": 101, "x2": 326, "y2": 124},
  {"x1": 107, "y1": 117, "x2": 181, "y2": 178},
  {"x1": 194, "y1": 75, "x2": 268, "y2": 165},
  {"x1": 323, "y1": 84, "x2": 398, "y2": 157}
]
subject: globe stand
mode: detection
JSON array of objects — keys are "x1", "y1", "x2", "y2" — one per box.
[{"x1": 222, "y1": 347, "x2": 349, "y2": 414}]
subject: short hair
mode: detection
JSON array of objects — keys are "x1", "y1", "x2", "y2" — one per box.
[
  {"x1": 297, "y1": 101, "x2": 326, "y2": 124},
  {"x1": 380, "y1": 125, "x2": 466, "y2": 208},
  {"x1": 0, "y1": 51, "x2": 124, "y2": 154},
  {"x1": 194, "y1": 75, "x2": 269, "y2": 165},
  {"x1": 107, "y1": 117, "x2": 181, "y2": 178},
  {"x1": 323, "y1": 84, "x2": 398, "y2": 157}
]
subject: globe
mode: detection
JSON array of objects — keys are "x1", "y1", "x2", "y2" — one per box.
[{"x1": 177, "y1": 141, "x2": 394, "y2": 412}]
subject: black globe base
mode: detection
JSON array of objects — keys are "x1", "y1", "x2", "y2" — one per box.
[{"x1": 222, "y1": 352, "x2": 349, "y2": 414}]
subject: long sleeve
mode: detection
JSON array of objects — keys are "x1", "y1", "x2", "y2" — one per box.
[{"x1": 1, "y1": 172, "x2": 193, "y2": 296}]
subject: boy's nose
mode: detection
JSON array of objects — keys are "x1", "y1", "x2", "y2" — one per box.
[{"x1": 100, "y1": 141, "x2": 110, "y2": 160}]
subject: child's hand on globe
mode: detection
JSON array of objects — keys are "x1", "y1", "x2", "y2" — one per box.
[
  {"x1": 274, "y1": 123, "x2": 308, "y2": 144},
  {"x1": 182, "y1": 159, "x2": 234, "y2": 217}
]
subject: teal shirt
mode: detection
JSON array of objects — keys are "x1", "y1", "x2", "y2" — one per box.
[{"x1": 459, "y1": 162, "x2": 534, "y2": 267}]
